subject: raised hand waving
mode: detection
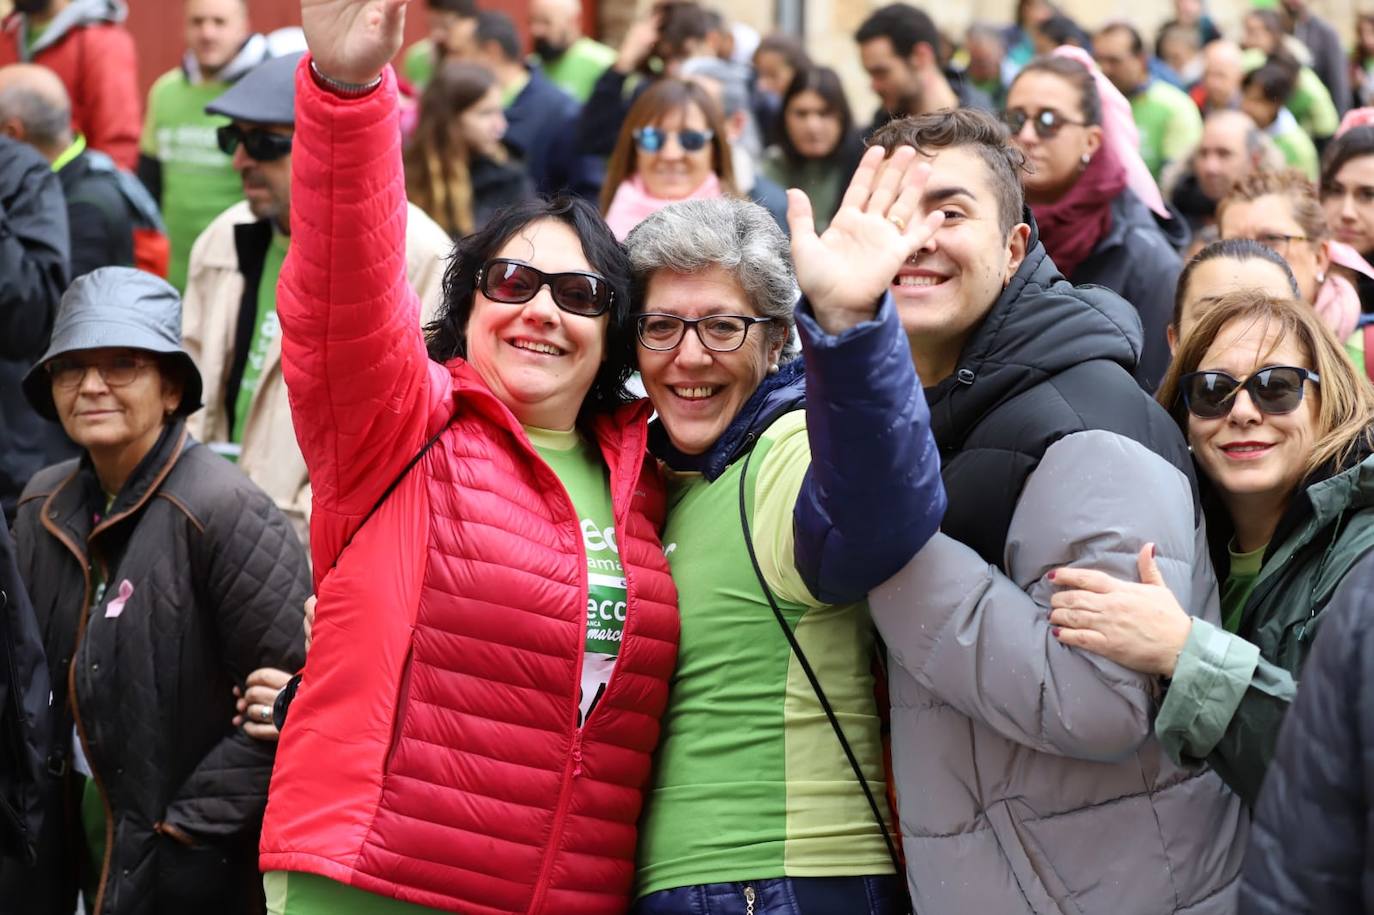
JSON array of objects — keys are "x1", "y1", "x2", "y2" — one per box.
[
  {"x1": 301, "y1": 0, "x2": 409, "y2": 86},
  {"x1": 787, "y1": 144, "x2": 944, "y2": 334}
]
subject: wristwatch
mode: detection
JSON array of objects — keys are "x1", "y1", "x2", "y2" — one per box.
[{"x1": 309, "y1": 59, "x2": 383, "y2": 97}]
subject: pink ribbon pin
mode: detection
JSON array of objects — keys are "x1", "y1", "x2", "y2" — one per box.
[{"x1": 105, "y1": 579, "x2": 134, "y2": 619}]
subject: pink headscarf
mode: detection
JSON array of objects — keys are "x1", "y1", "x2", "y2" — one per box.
[
  {"x1": 1336, "y1": 107, "x2": 1374, "y2": 138},
  {"x1": 1051, "y1": 45, "x2": 1170, "y2": 220},
  {"x1": 1315, "y1": 241, "x2": 1374, "y2": 340}
]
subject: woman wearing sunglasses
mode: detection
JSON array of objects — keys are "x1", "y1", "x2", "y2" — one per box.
[
  {"x1": 257, "y1": 4, "x2": 682, "y2": 913},
  {"x1": 1050, "y1": 289, "x2": 1374, "y2": 807},
  {"x1": 1003, "y1": 49, "x2": 1187, "y2": 390},
  {"x1": 601, "y1": 78, "x2": 737, "y2": 241}
]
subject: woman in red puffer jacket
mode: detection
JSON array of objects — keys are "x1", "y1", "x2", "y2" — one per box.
[{"x1": 257, "y1": 3, "x2": 679, "y2": 913}]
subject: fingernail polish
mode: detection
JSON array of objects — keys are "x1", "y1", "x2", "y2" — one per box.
[
  {"x1": 1150, "y1": 544, "x2": 1157, "y2": 559},
  {"x1": 1047, "y1": 570, "x2": 1056, "y2": 581},
  {"x1": 1051, "y1": 627, "x2": 1062, "y2": 638}
]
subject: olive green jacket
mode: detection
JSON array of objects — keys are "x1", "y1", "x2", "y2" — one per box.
[{"x1": 1157, "y1": 451, "x2": 1374, "y2": 805}]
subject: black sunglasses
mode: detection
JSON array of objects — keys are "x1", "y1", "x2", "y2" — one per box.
[
  {"x1": 476, "y1": 259, "x2": 614, "y2": 317},
  {"x1": 1002, "y1": 108, "x2": 1087, "y2": 140},
  {"x1": 216, "y1": 125, "x2": 293, "y2": 162},
  {"x1": 632, "y1": 126, "x2": 714, "y2": 153},
  {"x1": 1179, "y1": 365, "x2": 1320, "y2": 419}
]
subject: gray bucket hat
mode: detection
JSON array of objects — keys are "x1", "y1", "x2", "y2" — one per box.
[{"x1": 22, "y1": 267, "x2": 204, "y2": 421}]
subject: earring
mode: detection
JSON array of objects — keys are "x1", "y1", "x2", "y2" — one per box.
[
  {"x1": 1317, "y1": 271, "x2": 1327, "y2": 285},
  {"x1": 767, "y1": 363, "x2": 779, "y2": 375},
  {"x1": 1080, "y1": 152, "x2": 1091, "y2": 166}
]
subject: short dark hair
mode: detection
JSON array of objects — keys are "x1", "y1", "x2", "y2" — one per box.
[
  {"x1": 755, "y1": 32, "x2": 811, "y2": 73},
  {"x1": 868, "y1": 108, "x2": 1027, "y2": 237},
  {"x1": 1172, "y1": 238, "x2": 1299, "y2": 330},
  {"x1": 658, "y1": 2, "x2": 713, "y2": 53},
  {"x1": 476, "y1": 10, "x2": 522, "y2": 62},
  {"x1": 427, "y1": 196, "x2": 636, "y2": 417},
  {"x1": 855, "y1": 3, "x2": 940, "y2": 60},
  {"x1": 1322, "y1": 125, "x2": 1374, "y2": 192},
  {"x1": 427, "y1": 0, "x2": 478, "y2": 15},
  {"x1": 1097, "y1": 21, "x2": 1144, "y2": 57},
  {"x1": 1243, "y1": 55, "x2": 1299, "y2": 104},
  {"x1": 777, "y1": 66, "x2": 858, "y2": 166},
  {"x1": 1012, "y1": 55, "x2": 1102, "y2": 125},
  {"x1": 1038, "y1": 13, "x2": 1089, "y2": 48}
]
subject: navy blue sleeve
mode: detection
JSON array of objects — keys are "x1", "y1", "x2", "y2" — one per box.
[
  {"x1": 1240, "y1": 560, "x2": 1374, "y2": 913},
  {"x1": 790, "y1": 292, "x2": 946, "y2": 604},
  {"x1": 0, "y1": 141, "x2": 70, "y2": 360}
]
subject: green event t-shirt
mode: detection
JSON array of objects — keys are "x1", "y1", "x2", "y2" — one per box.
[
  {"x1": 529, "y1": 425, "x2": 625, "y2": 725},
  {"x1": 402, "y1": 40, "x2": 437, "y2": 90},
  {"x1": 538, "y1": 37, "x2": 617, "y2": 104},
  {"x1": 1221, "y1": 541, "x2": 1267, "y2": 633},
  {"x1": 231, "y1": 231, "x2": 289, "y2": 448},
  {"x1": 141, "y1": 70, "x2": 248, "y2": 293},
  {"x1": 263, "y1": 427, "x2": 623, "y2": 915},
  {"x1": 1131, "y1": 80, "x2": 1203, "y2": 181}
]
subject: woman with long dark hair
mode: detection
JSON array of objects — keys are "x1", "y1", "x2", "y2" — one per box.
[
  {"x1": 761, "y1": 66, "x2": 864, "y2": 233},
  {"x1": 402, "y1": 60, "x2": 532, "y2": 237}
]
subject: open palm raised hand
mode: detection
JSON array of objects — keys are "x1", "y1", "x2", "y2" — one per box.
[
  {"x1": 787, "y1": 144, "x2": 944, "y2": 334},
  {"x1": 302, "y1": 0, "x2": 409, "y2": 86}
]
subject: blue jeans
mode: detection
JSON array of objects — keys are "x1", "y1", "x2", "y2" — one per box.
[{"x1": 632, "y1": 875, "x2": 905, "y2": 915}]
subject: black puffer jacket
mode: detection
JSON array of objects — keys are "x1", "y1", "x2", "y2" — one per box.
[
  {"x1": 0, "y1": 521, "x2": 49, "y2": 868},
  {"x1": 5, "y1": 420, "x2": 308, "y2": 915},
  {"x1": 1069, "y1": 188, "x2": 1188, "y2": 392},
  {"x1": 1239, "y1": 549, "x2": 1374, "y2": 913},
  {"x1": 0, "y1": 135, "x2": 73, "y2": 522}
]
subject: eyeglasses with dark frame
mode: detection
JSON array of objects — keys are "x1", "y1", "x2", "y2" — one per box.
[
  {"x1": 635, "y1": 313, "x2": 774, "y2": 353},
  {"x1": 1178, "y1": 365, "x2": 1321, "y2": 419},
  {"x1": 215, "y1": 125, "x2": 293, "y2": 162},
  {"x1": 476, "y1": 258, "x2": 614, "y2": 317},
  {"x1": 46, "y1": 354, "x2": 156, "y2": 390},
  {"x1": 1001, "y1": 108, "x2": 1088, "y2": 140},
  {"x1": 1221, "y1": 232, "x2": 1311, "y2": 257}
]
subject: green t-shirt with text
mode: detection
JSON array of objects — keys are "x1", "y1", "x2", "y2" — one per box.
[{"x1": 1222, "y1": 542, "x2": 1266, "y2": 633}]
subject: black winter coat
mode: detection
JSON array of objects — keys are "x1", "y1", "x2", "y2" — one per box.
[
  {"x1": 0, "y1": 521, "x2": 49, "y2": 867},
  {"x1": 1069, "y1": 188, "x2": 1188, "y2": 392},
  {"x1": 57, "y1": 150, "x2": 135, "y2": 280},
  {"x1": 2, "y1": 421, "x2": 308, "y2": 915},
  {"x1": 0, "y1": 135, "x2": 73, "y2": 522},
  {"x1": 1239, "y1": 549, "x2": 1374, "y2": 913}
]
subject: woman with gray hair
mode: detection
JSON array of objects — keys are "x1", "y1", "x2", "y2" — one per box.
[{"x1": 628, "y1": 147, "x2": 947, "y2": 914}]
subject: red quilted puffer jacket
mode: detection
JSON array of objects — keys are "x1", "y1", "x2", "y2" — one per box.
[{"x1": 259, "y1": 60, "x2": 680, "y2": 915}]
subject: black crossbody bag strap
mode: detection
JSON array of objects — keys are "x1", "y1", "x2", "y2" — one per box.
[
  {"x1": 273, "y1": 407, "x2": 460, "y2": 727},
  {"x1": 736, "y1": 439, "x2": 904, "y2": 877}
]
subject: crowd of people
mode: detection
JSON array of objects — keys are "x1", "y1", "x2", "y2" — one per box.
[{"x1": 4, "y1": 0, "x2": 1374, "y2": 912}]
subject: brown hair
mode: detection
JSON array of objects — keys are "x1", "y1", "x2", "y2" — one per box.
[
  {"x1": 1216, "y1": 168, "x2": 1329, "y2": 244},
  {"x1": 1010, "y1": 55, "x2": 1102, "y2": 125},
  {"x1": 403, "y1": 61, "x2": 498, "y2": 237},
  {"x1": 1156, "y1": 289, "x2": 1374, "y2": 477},
  {"x1": 599, "y1": 79, "x2": 737, "y2": 213},
  {"x1": 868, "y1": 107, "x2": 1027, "y2": 237}
]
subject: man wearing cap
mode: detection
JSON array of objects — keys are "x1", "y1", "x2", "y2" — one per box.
[{"x1": 182, "y1": 51, "x2": 450, "y2": 545}]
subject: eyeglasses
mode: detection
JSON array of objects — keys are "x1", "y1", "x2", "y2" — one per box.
[
  {"x1": 1178, "y1": 365, "x2": 1320, "y2": 419},
  {"x1": 1001, "y1": 108, "x2": 1087, "y2": 140},
  {"x1": 631, "y1": 126, "x2": 714, "y2": 153},
  {"x1": 216, "y1": 125, "x2": 293, "y2": 162},
  {"x1": 476, "y1": 258, "x2": 614, "y2": 317},
  {"x1": 635, "y1": 313, "x2": 774, "y2": 352},
  {"x1": 46, "y1": 354, "x2": 154, "y2": 390},
  {"x1": 1245, "y1": 232, "x2": 1310, "y2": 257}
]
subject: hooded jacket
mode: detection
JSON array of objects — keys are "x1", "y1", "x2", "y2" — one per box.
[
  {"x1": 1069, "y1": 187, "x2": 1188, "y2": 392},
  {"x1": 1156, "y1": 447, "x2": 1374, "y2": 807},
  {"x1": 5, "y1": 420, "x2": 308, "y2": 915},
  {"x1": 0, "y1": 0, "x2": 140, "y2": 169},
  {"x1": 1238, "y1": 550, "x2": 1374, "y2": 913},
  {"x1": 0, "y1": 135, "x2": 72, "y2": 523},
  {"x1": 870, "y1": 228, "x2": 1247, "y2": 915}
]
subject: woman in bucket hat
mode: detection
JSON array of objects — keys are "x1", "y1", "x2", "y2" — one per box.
[{"x1": 2, "y1": 266, "x2": 309, "y2": 915}]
